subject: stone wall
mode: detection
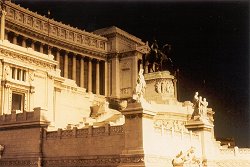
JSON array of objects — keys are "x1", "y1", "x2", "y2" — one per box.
[{"x1": 43, "y1": 125, "x2": 125, "y2": 158}]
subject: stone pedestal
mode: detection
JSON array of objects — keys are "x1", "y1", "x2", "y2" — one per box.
[
  {"x1": 144, "y1": 71, "x2": 177, "y2": 104},
  {"x1": 119, "y1": 102, "x2": 156, "y2": 167},
  {"x1": 185, "y1": 120, "x2": 219, "y2": 166}
]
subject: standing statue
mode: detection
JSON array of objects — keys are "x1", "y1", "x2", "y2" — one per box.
[
  {"x1": 191, "y1": 92, "x2": 209, "y2": 121},
  {"x1": 133, "y1": 69, "x2": 146, "y2": 102}
]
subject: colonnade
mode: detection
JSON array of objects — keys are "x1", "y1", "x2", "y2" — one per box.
[{"x1": 5, "y1": 31, "x2": 107, "y2": 95}]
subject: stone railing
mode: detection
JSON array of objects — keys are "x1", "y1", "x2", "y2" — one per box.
[
  {"x1": 0, "y1": 109, "x2": 50, "y2": 128},
  {"x1": 220, "y1": 147, "x2": 250, "y2": 158},
  {"x1": 5, "y1": 1, "x2": 108, "y2": 54},
  {"x1": 44, "y1": 125, "x2": 124, "y2": 139}
]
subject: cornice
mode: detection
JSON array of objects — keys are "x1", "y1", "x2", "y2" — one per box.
[
  {"x1": 6, "y1": 1, "x2": 107, "y2": 40},
  {"x1": 94, "y1": 26, "x2": 145, "y2": 46}
]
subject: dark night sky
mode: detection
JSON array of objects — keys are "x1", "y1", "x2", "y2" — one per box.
[{"x1": 13, "y1": 0, "x2": 249, "y2": 147}]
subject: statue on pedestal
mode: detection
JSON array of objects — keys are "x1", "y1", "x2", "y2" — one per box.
[
  {"x1": 145, "y1": 40, "x2": 173, "y2": 72},
  {"x1": 191, "y1": 92, "x2": 209, "y2": 122}
]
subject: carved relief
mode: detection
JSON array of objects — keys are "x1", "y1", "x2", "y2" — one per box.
[
  {"x1": 15, "y1": 11, "x2": 24, "y2": 23},
  {"x1": 34, "y1": 18, "x2": 41, "y2": 30},
  {"x1": 76, "y1": 34, "x2": 82, "y2": 43},
  {"x1": 154, "y1": 119, "x2": 187, "y2": 132},
  {"x1": 155, "y1": 79, "x2": 174, "y2": 95},
  {"x1": 26, "y1": 16, "x2": 33, "y2": 27},
  {"x1": 3, "y1": 65, "x2": 11, "y2": 80},
  {"x1": 60, "y1": 29, "x2": 66, "y2": 38},
  {"x1": 100, "y1": 42, "x2": 105, "y2": 49},
  {"x1": 68, "y1": 32, "x2": 74, "y2": 41},
  {"x1": 172, "y1": 147, "x2": 202, "y2": 167}
]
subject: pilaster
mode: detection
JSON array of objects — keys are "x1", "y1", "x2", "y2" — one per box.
[
  {"x1": 0, "y1": 9, "x2": 6, "y2": 40},
  {"x1": 111, "y1": 55, "x2": 120, "y2": 98}
]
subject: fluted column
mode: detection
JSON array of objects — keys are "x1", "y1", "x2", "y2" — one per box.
[
  {"x1": 96, "y1": 60, "x2": 100, "y2": 95},
  {"x1": 80, "y1": 57, "x2": 85, "y2": 88},
  {"x1": 88, "y1": 58, "x2": 92, "y2": 93},
  {"x1": 56, "y1": 49, "x2": 60, "y2": 69},
  {"x1": 64, "y1": 51, "x2": 68, "y2": 78},
  {"x1": 0, "y1": 10, "x2": 7, "y2": 40},
  {"x1": 13, "y1": 34, "x2": 18, "y2": 45},
  {"x1": 104, "y1": 61, "x2": 108, "y2": 96},
  {"x1": 22, "y1": 37, "x2": 26, "y2": 48},
  {"x1": 72, "y1": 53, "x2": 77, "y2": 81},
  {"x1": 40, "y1": 43, "x2": 44, "y2": 53}
]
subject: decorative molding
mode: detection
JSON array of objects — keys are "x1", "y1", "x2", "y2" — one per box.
[
  {"x1": 43, "y1": 155, "x2": 120, "y2": 166},
  {"x1": 0, "y1": 160, "x2": 38, "y2": 166},
  {"x1": 0, "y1": 47, "x2": 55, "y2": 70}
]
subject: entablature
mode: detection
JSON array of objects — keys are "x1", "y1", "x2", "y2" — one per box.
[
  {"x1": 0, "y1": 40, "x2": 57, "y2": 70},
  {"x1": 4, "y1": 1, "x2": 108, "y2": 59}
]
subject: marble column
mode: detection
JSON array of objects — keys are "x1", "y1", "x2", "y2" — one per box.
[
  {"x1": 13, "y1": 34, "x2": 18, "y2": 45},
  {"x1": 80, "y1": 57, "x2": 85, "y2": 88},
  {"x1": 72, "y1": 53, "x2": 77, "y2": 81},
  {"x1": 88, "y1": 58, "x2": 92, "y2": 93},
  {"x1": 96, "y1": 60, "x2": 100, "y2": 95},
  {"x1": 56, "y1": 49, "x2": 60, "y2": 69},
  {"x1": 104, "y1": 61, "x2": 108, "y2": 96},
  {"x1": 0, "y1": 10, "x2": 7, "y2": 40},
  {"x1": 64, "y1": 51, "x2": 68, "y2": 78},
  {"x1": 22, "y1": 37, "x2": 26, "y2": 48},
  {"x1": 31, "y1": 40, "x2": 35, "y2": 50},
  {"x1": 40, "y1": 43, "x2": 44, "y2": 53}
]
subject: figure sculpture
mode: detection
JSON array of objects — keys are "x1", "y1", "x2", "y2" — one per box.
[
  {"x1": 172, "y1": 146, "x2": 202, "y2": 167},
  {"x1": 133, "y1": 69, "x2": 146, "y2": 102},
  {"x1": 191, "y1": 92, "x2": 209, "y2": 121},
  {"x1": 145, "y1": 40, "x2": 173, "y2": 72}
]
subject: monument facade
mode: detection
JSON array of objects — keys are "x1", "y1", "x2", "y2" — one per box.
[{"x1": 0, "y1": 1, "x2": 249, "y2": 167}]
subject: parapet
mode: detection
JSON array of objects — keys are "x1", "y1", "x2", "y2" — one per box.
[{"x1": 0, "y1": 109, "x2": 50, "y2": 129}]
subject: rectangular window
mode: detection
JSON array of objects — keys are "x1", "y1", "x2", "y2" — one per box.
[{"x1": 11, "y1": 93, "x2": 23, "y2": 113}]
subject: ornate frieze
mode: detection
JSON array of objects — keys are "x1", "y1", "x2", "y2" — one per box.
[
  {"x1": 0, "y1": 159, "x2": 38, "y2": 167},
  {"x1": 154, "y1": 119, "x2": 188, "y2": 132},
  {"x1": 43, "y1": 155, "x2": 120, "y2": 166},
  {"x1": 155, "y1": 78, "x2": 174, "y2": 95},
  {"x1": 0, "y1": 47, "x2": 56, "y2": 70}
]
